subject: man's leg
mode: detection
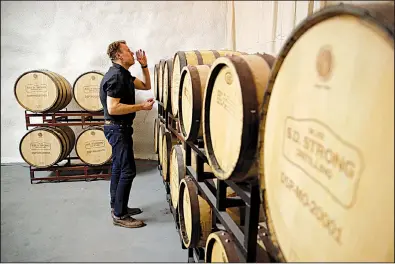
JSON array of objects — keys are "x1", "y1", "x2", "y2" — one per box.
[
  {"x1": 112, "y1": 127, "x2": 145, "y2": 228},
  {"x1": 104, "y1": 125, "x2": 121, "y2": 210}
]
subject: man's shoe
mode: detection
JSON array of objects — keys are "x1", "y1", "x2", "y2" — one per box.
[
  {"x1": 112, "y1": 213, "x2": 146, "y2": 228},
  {"x1": 111, "y1": 207, "x2": 142, "y2": 216}
]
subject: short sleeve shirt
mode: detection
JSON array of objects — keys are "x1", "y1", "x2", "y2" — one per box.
[{"x1": 99, "y1": 63, "x2": 136, "y2": 123}]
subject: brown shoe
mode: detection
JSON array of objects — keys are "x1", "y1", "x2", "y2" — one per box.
[{"x1": 112, "y1": 213, "x2": 146, "y2": 228}]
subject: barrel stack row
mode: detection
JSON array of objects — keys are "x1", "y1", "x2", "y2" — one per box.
[
  {"x1": 19, "y1": 126, "x2": 112, "y2": 168},
  {"x1": 14, "y1": 70, "x2": 105, "y2": 113},
  {"x1": 14, "y1": 70, "x2": 112, "y2": 169},
  {"x1": 154, "y1": 49, "x2": 275, "y2": 262},
  {"x1": 154, "y1": 2, "x2": 394, "y2": 263}
]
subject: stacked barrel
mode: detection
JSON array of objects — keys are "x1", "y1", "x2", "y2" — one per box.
[
  {"x1": 155, "y1": 2, "x2": 394, "y2": 263},
  {"x1": 15, "y1": 70, "x2": 112, "y2": 168}
]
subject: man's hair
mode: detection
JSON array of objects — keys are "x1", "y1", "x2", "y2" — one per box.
[{"x1": 107, "y1": 40, "x2": 126, "y2": 61}]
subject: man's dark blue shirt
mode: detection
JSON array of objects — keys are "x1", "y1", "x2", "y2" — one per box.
[{"x1": 99, "y1": 63, "x2": 136, "y2": 123}]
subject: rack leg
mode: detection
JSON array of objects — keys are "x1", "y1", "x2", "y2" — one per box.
[
  {"x1": 30, "y1": 166, "x2": 34, "y2": 184},
  {"x1": 244, "y1": 182, "x2": 260, "y2": 262}
]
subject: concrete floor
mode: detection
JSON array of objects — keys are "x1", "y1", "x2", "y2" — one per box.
[{"x1": 1, "y1": 160, "x2": 187, "y2": 262}]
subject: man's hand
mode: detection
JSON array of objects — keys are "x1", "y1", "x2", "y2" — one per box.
[
  {"x1": 141, "y1": 98, "x2": 154, "y2": 110},
  {"x1": 136, "y1": 49, "x2": 147, "y2": 66}
]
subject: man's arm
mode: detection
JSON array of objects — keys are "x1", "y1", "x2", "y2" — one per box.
[
  {"x1": 107, "y1": 96, "x2": 144, "y2": 115},
  {"x1": 134, "y1": 73, "x2": 151, "y2": 90}
]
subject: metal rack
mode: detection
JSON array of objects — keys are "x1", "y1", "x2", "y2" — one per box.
[
  {"x1": 156, "y1": 101, "x2": 272, "y2": 263},
  {"x1": 24, "y1": 109, "x2": 111, "y2": 183}
]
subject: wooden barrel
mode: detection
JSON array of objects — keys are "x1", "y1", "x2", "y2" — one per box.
[
  {"x1": 154, "y1": 63, "x2": 159, "y2": 100},
  {"x1": 162, "y1": 130, "x2": 178, "y2": 182},
  {"x1": 204, "y1": 223, "x2": 272, "y2": 262},
  {"x1": 14, "y1": 69, "x2": 72, "y2": 113},
  {"x1": 158, "y1": 123, "x2": 166, "y2": 167},
  {"x1": 72, "y1": 71, "x2": 104, "y2": 112},
  {"x1": 169, "y1": 144, "x2": 186, "y2": 209},
  {"x1": 75, "y1": 126, "x2": 112, "y2": 166},
  {"x1": 158, "y1": 59, "x2": 166, "y2": 102},
  {"x1": 260, "y1": 3, "x2": 394, "y2": 262},
  {"x1": 191, "y1": 148, "x2": 212, "y2": 173},
  {"x1": 202, "y1": 54, "x2": 275, "y2": 182},
  {"x1": 205, "y1": 231, "x2": 240, "y2": 262},
  {"x1": 178, "y1": 64, "x2": 211, "y2": 142},
  {"x1": 178, "y1": 176, "x2": 241, "y2": 249},
  {"x1": 171, "y1": 50, "x2": 246, "y2": 117},
  {"x1": 19, "y1": 126, "x2": 75, "y2": 168},
  {"x1": 154, "y1": 118, "x2": 159, "y2": 154},
  {"x1": 162, "y1": 59, "x2": 173, "y2": 110}
]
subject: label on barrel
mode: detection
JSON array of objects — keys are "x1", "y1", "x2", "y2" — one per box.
[
  {"x1": 84, "y1": 140, "x2": 106, "y2": 154},
  {"x1": 83, "y1": 85, "x2": 99, "y2": 99},
  {"x1": 282, "y1": 116, "x2": 363, "y2": 208},
  {"x1": 25, "y1": 83, "x2": 48, "y2": 97},
  {"x1": 30, "y1": 142, "x2": 51, "y2": 154}
]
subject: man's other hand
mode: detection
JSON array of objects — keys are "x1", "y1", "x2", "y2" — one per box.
[{"x1": 141, "y1": 98, "x2": 154, "y2": 110}]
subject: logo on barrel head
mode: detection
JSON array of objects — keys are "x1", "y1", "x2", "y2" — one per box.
[
  {"x1": 316, "y1": 46, "x2": 333, "y2": 82},
  {"x1": 33, "y1": 74, "x2": 38, "y2": 79},
  {"x1": 91, "y1": 131, "x2": 95, "y2": 136},
  {"x1": 38, "y1": 132, "x2": 42, "y2": 137},
  {"x1": 225, "y1": 72, "x2": 233, "y2": 85},
  {"x1": 91, "y1": 76, "x2": 95, "y2": 81}
]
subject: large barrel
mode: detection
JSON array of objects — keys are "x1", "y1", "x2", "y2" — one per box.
[
  {"x1": 178, "y1": 176, "x2": 241, "y2": 249},
  {"x1": 14, "y1": 70, "x2": 72, "y2": 113},
  {"x1": 158, "y1": 59, "x2": 166, "y2": 102},
  {"x1": 171, "y1": 50, "x2": 246, "y2": 117},
  {"x1": 260, "y1": 3, "x2": 394, "y2": 262},
  {"x1": 72, "y1": 71, "x2": 104, "y2": 112},
  {"x1": 202, "y1": 54, "x2": 274, "y2": 182},
  {"x1": 154, "y1": 63, "x2": 159, "y2": 100},
  {"x1": 178, "y1": 64, "x2": 211, "y2": 142},
  {"x1": 162, "y1": 59, "x2": 173, "y2": 111},
  {"x1": 75, "y1": 126, "x2": 112, "y2": 166},
  {"x1": 204, "y1": 223, "x2": 271, "y2": 262},
  {"x1": 19, "y1": 126, "x2": 75, "y2": 168},
  {"x1": 162, "y1": 130, "x2": 178, "y2": 182},
  {"x1": 169, "y1": 144, "x2": 186, "y2": 209}
]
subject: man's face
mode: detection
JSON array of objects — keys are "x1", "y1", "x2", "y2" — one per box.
[{"x1": 118, "y1": 43, "x2": 135, "y2": 65}]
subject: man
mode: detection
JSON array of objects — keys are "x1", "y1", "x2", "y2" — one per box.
[{"x1": 99, "y1": 40, "x2": 154, "y2": 228}]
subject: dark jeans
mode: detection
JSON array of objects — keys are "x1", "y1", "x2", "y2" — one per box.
[{"x1": 104, "y1": 124, "x2": 136, "y2": 217}]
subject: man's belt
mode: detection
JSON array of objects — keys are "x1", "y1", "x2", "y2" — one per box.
[{"x1": 104, "y1": 120, "x2": 132, "y2": 126}]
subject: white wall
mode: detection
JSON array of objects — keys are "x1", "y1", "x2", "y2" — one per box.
[
  {"x1": 1, "y1": 1, "x2": 229, "y2": 163},
  {"x1": 227, "y1": 0, "x2": 384, "y2": 56}
]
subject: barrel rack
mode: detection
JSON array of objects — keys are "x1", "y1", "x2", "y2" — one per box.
[
  {"x1": 24, "y1": 110, "x2": 111, "y2": 184},
  {"x1": 156, "y1": 102, "x2": 277, "y2": 263}
]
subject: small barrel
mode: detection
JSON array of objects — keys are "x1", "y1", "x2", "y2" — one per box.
[
  {"x1": 161, "y1": 130, "x2": 178, "y2": 182},
  {"x1": 169, "y1": 144, "x2": 186, "y2": 209},
  {"x1": 171, "y1": 50, "x2": 246, "y2": 117},
  {"x1": 154, "y1": 118, "x2": 159, "y2": 154},
  {"x1": 75, "y1": 126, "x2": 112, "y2": 166},
  {"x1": 158, "y1": 123, "x2": 166, "y2": 167},
  {"x1": 72, "y1": 71, "x2": 104, "y2": 112},
  {"x1": 204, "y1": 224, "x2": 271, "y2": 262},
  {"x1": 19, "y1": 126, "x2": 75, "y2": 168},
  {"x1": 178, "y1": 176, "x2": 240, "y2": 249},
  {"x1": 154, "y1": 63, "x2": 159, "y2": 100},
  {"x1": 14, "y1": 70, "x2": 72, "y2": 113},
  {"x1": 162, "y1": 59, "x2": 173, "y2": 110},
  {"x1": 178, "y1": 64, "x2": 211, "y2": 142},
  {"x1": 158, "y1": 59, "x2": 166, "y2": 102},
  {"x1": 202, "y1": 54, "x2": 274, "y2": 182},
  {"x1": 261, "y1": 3, "x2": 394, "y2": 262}
]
